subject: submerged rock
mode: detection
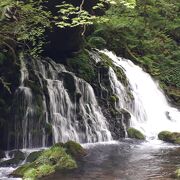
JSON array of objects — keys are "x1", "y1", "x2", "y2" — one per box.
[
  {"x1": 127, "y1": 128, "x2": 145, "y2": 140},
  {"x1": 12, "y1": 141, "x2": 86, "y2": 179},
  {"x1": 158, "y1": 131, "x2": 180, "y2": 144}
]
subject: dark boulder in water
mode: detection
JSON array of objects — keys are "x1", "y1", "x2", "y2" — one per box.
[{"x1": 0, "y1": 150, "x2": 25, "y2": 167}]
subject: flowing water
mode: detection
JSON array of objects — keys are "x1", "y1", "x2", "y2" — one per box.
[
  {"x1": 102, "y1": 50, "x2": 180, "y2": 139},
  {"x1": 11, "y1": 56, "x2": 112, "y2": 149}
]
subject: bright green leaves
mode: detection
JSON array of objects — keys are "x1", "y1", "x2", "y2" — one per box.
[
  {"x1": 0, "y1": 0, "x2": 51, "y2": 56},
  {"x1": 55, "y1": 2, "x2": 96, "y2": 28}
]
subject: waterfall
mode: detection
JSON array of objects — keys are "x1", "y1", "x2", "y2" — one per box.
[
  {"x1": 102, "y1": 50, "x2": 180, "y2": 139},
  {"x1": 11, "y1": 56, "x2": 112, "y2": 149}
]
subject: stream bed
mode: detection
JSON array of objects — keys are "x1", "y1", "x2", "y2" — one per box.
[{"x1": 1, "y1": 140, "x2": 180, "y2": 180}]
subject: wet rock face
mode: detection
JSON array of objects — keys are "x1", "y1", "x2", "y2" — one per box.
[{"x1": 92, "y1": 64, "x2": 131, "y2": 139}]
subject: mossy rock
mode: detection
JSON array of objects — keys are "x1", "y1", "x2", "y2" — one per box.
[
  {"x1": 26, "y1": 151, "x2": 43, "y2": 163},
  {"x1": 12, "y1": 162, "x2": 36, "y2": 177},
  {"x1": 12, "y1": 146, "x2": 77, "y2": 179},
  {"x1": 127, "y1": 128, "x2": 145, "y2": 140},
  {"x1": 64, "y1": 141, "x2": 87, "y2": 159},
  {"x1": 158, "y1": 131, "x2": 180, "y2": 144},
  {"x1": 109, "y1": 95, "x2": 119, "y2": 104},
  {"x1": 175, "y1": 168, "x2": 180, "y2": 179},
  {"x1": 0, "y1": 150, "x2": 25, "y2": 167}
]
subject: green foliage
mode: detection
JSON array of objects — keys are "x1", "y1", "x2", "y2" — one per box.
[
  {"x1": 127, "y1": 127, "x2": 145, "y2": 140},
  {"x1": 0, "y1": 0, "x2": 51, "y2": 56},
  {"x1": 88, "y1": 0, "x2": 180, "y2": 104},
  {"x1": 55, "y1": 3, "x2": 96, "y2": 28},
  {"x1": 88, "y1": 36, "x2": 106, "y2": 49}
]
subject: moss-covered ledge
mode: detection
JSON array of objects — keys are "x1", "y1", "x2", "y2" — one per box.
[{"x1": 12, "y1": 141, "x2": 86, "y2": 180}]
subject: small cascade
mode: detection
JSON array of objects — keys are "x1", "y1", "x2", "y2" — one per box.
[
  {"x1": 10, "y1": 55, "x2": 112, "y2": 149},
  {"x1": 102, "y1": 50, "x2": 180, "y2": 139},
  {"x1": 12, "y1": 56, "x2": 36, "y2": 149}
]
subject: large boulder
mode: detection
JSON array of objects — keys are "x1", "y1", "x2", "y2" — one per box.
[
  {"x1": 158, "y1": 131, "x2": 180, "y2": 144},
  {"x1": 127, "y1": 128, "x2": 145, "y2": 140}
]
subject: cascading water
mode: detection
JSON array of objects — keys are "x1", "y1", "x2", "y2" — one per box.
[
  {"x1": 11, "y1": 56, "x2": 112, "y2": 149},
  {"x1": 102, "y1": 50, "x2": 180, "y2": 139}
]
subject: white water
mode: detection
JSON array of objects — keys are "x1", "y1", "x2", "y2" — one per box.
[
  {"x1": 102, "y1": 50, "x2": 180, "y2": 139},
  {"x1": 33, "y1": 58, "x2": 112, "y2": 144}
]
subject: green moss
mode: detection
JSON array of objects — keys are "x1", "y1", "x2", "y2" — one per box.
[
  {"x1": 109, "y1": 95, "x2": 119, "y2": 105},
  {"x1": 175, "y1": 168, "x2": 180, "y2": 179},
  {"x1": 24, "y1": 168, "x2": 37, "y2": 179},
  {"x1": 13, "y1": 145, "x2": 77, "y2": 179},
  {"x1": 36, "y1": 164, "x2": 55, "y2": 178},
  {"x1": 158, "y1": 131, "x2": 180, "y2": 144},
  {"x1": 12, "y1": 162, "x2": 36, "y2": 177},
  {"x1": 158, "y1": 131, "x2": 172, "y2": 141},
  {"x1": 98, "y1": 52, "x2": 113, "y2": 67},
  {"x1": 67, "y1": 50, "x2": 95, "y2": 82},
  {"x1": 64, "y1": 141, "x2": 87, "y2": 159},
  {"x1": 87, "y1": 36, "x2": 106, "y2": 49},
  {"x1": 114, "y1": 67, "x2": 129, "y2": 87},
  {"x1": 127, "y1": 128, "x2": 145, "y2": 140}
]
